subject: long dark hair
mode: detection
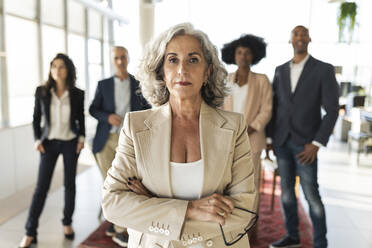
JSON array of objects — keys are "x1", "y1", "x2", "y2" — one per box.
[{"x1": 45, "y1": 53, "x2": 76, "y2": 91}]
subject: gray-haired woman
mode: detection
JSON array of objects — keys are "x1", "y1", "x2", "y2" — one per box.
[{"x1": 101, "y1": 23, "x2": 257, "y2": 248}]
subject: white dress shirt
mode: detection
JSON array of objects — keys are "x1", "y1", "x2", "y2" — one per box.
[
  {"x1": 289, "y1": 54, "x2": 310, "y2": 93},
  {"x1": 110, "y1": 76, "x2": 131, "y2": 133},
  {"x1": 35, "y1": 89, "x2": 83, "y2": 148}
]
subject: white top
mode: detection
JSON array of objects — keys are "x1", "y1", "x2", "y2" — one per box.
[
  {"x1": 289, "y1": 54, "x2": 310, "y2": 93},
  {"x1": 170, "y1": 159, "x2": 203, "y2": 200},
  {"x1": 111, "y1": 76, "x2": 131, "y2": 133},
  {"x1": 230, "y1": 82, "x2": 248, "y2": 114},
  {"x1": 170, "y1": 159, "x2": 204, "y2": 248},
  {"x1": 48, "y1": 89, "x2": 77, "y2": 141}
]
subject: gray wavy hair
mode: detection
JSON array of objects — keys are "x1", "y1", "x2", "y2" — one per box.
[{"x1": 137, "y1": 23, "x2": 228, "y2": 108}]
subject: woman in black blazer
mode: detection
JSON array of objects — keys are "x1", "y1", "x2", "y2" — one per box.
[{"x1": 19, "y1": 54, "x2": 85, "y2": 248}]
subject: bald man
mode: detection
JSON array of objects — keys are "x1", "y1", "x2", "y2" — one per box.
[
  {"x1": 89, "y1": 46, "x2": 150, "y2": 247},
  {"x1": 267, "y1": 26, "x2": 339, "y2": 248}
]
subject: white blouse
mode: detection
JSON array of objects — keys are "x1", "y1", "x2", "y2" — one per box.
[
  {"x1": 48, "y1": 89, "x2": 77, "y2": 141},
  {"x1": 170, "y1": 159, "x2": 204, "y2": 248},
  {"x1": 170, "y1": 159, "x2": 203, "y2": 200},
  {"x1": 230, "y1": 82, "x2": 248, "y2": 114}
]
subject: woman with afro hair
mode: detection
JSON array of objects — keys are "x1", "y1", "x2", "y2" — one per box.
[{"x1": 221, "y1": 34, "x2": 272, "y2": 238}]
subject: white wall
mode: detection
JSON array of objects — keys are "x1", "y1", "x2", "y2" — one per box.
[{"x1": 0, "y1": 124, "x2": 38, "y2": 199}]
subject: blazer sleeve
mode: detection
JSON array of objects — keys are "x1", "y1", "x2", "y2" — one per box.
[
  {"x1": 32, "y1": 87, "x2": 42, "y2": 141},
  {"x1": 314, "y1": 64, "x2": 339, "y2": 146},
  {"x1": 179, "y1": 114, "x2": 257, "y2": 242},
  {"x1": 265, "y1": 68, "x2": 279, "y2": 139},
  {"x1": 102, "y1": 112, "x2": 189, "y2": 241},
  {"x1": 78, "y1": 90, "x2": 86, "y2": 137},
  {"x1": 89, "y1": 82, "x2": 110, "y2": 123},
  {"x1": 249, "y1": 75, "x2": 273, "y2": 132}
]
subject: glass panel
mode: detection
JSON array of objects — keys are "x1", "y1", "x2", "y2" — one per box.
[
  {"x1": 68, "y1": 34, "x2": 86, "y2": 90},
  {"x1": 41, "y1": 0, "x2": 64, "y2": 27},
  {"x1": 112, "y1": 0, "x2": 140, "y2": 74},
  {"x1": 42, "y1": 25, "x2": 66, "y2": 81},
  {"x1": 68, "y1": 0, "x2": 85, "y2": 35},
  {"x1": 5, "y1": 0, "x2": 36, "y2": 19},
  {"x1": 88, "y1": 38, "x2": 102, "y2": 64},
  {"x1": 5, "y1": 16, "x2": 39, "y2": 125},
  {"x1": 88, "y1": 9, "x2": 102, "y2": 39},
  {"x1": 103, "y1": 42, "x2": 111, "y2": 77}
]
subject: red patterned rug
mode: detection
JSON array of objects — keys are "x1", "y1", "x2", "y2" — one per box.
[
  {"x1": 79, "y1": 172, "x2": 313, "y2": 248},
  {"x1": 250, "y1": 171, "x2": 313, "y2": 248}
]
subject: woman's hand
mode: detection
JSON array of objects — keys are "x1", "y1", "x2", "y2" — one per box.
[
  {"x1": 126, "y1": 177, "x2": 154, "y2": 197},
  {"x1": 186, "y1": 193, "x2": 234, "y2": 226},
  {"x1": 36, "y1": 144, "x2": 45, "y2": 153},
  {"x1": 76, "y1": 142, "x2": 84, "y2": 154}
]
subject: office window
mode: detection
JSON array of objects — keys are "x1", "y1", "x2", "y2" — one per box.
[
  {"x1": 68, "y1": 34, "x2": 86, "y2": 90},
  {"x1": 88, "y1": 38, "x2": 102, "y2": 64},
  {"x1": 88, "y1": 10, "x2": 102, "y2": 40},
  {"x1": 103, "y1": 42, "x2": 111, "y2": 77},
  {"x1": 88, "y1": 64, "x2": 102, "y2": 101},
  {"x1": 41, "y1": 0, "x2": 65, "y2": 27},
  {"x1": 4, "y1": 0, "x2": 36, "y2": 19},
  {"x1": 88, "y1": 39, "x2": 102, "y2": 101},
  {"x1": 68, "y1": 0, "x2": 85, "y2": 35},
  {"x1": 5, "y1": 16, "x2": 39, "y2": 125},
  {"x1": 42, "y1": 25, "x2": 66, "y2": 81}
]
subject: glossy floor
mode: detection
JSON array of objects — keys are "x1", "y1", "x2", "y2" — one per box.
[{"x1": 0, "y1": 139, "x2": 371, "y2": 248}]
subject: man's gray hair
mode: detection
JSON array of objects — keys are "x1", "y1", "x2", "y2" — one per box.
[{"x1": 137, "y1": 23, "x2": 228, "y2": 107}]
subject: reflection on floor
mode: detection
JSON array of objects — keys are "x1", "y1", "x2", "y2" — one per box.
[{"x1": 0, "y1": 138, "x2": 371, "y2": 248}]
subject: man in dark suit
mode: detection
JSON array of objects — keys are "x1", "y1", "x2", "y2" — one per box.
[
  {"x1": 268, "y1": 26, "x2": 339, "y2": 248},
  {"x1": 89, "y1": 46, "x2": 150, "y2": 247}
]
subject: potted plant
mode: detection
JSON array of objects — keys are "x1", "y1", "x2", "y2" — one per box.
[{"x1": 337, "y1": 1, "x2": 357, "y2": 43}]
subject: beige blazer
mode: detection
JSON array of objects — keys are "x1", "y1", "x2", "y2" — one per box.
[
  {"x1": 102, "y1": 101, "x2": 257, "y2": 248},
  {"x1": 224, "y1": 71, "x2": 273, "y2": 154}
]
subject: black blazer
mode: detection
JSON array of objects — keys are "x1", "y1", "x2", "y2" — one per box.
[
  {"x1": 32, "y1": 86, "x2": 85, "y2": 142},
  {"x1": 267, "y1": 56, "x2": 339, "y2": 147},
  {"x1": 89, "y1": 74, "x2": 150, "y2": 154}
]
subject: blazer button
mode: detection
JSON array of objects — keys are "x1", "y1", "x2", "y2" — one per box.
[
  {"x1": 206, "y1": 239, "x2": 213, "y2": 247},
  {"x1": 164, "y1": 230, "x2": 170, "y2": 236}
]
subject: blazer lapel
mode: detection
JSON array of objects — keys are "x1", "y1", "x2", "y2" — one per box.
[
  {"x1": 199, "y1": 102, "x2": 234, "y2": 197},
  {"x1": 136, "y1": 103, "x2": 172, "y2": 197},
  {"x1": 108, "y1": 77, "x2": 115, "y2": 112},
  {"x1": 69, "y1": 88, "x2": 76, "y2": 120},
  {"x1": 43, "y1": 91, "x2": 51, "y2": 124},
  {"x1": 282, "y1": 62, "x2": 292, "y2": 99},
  {"x1": 293, "y1": 56, "x2": 315, "y2": 96},
  {"x1": 243, "y1": 72, "x2": 257, "y2": 123}
]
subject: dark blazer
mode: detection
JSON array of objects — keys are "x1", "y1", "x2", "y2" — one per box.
[
  {"x1": 32, "y1": 86, "x2": 85, "y2": 142},
  {"x1": 267, "y1": 56, "x2": 339, "y2": 147},
  {"x1": 89, "y1": 74, "x2": 150, "y2": 154}
]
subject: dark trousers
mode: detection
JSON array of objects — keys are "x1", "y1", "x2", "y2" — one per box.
[
  {"x1": 274, "y1": 138, "x2": 327, "y2": 248},
  {"x1": 25, "y1": 138, "x2": 79, "y2": 236}
]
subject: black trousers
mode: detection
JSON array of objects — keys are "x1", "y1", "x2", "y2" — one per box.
[{"x1": 25, "y1": 138, "x2": 79, "y2": 236}]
